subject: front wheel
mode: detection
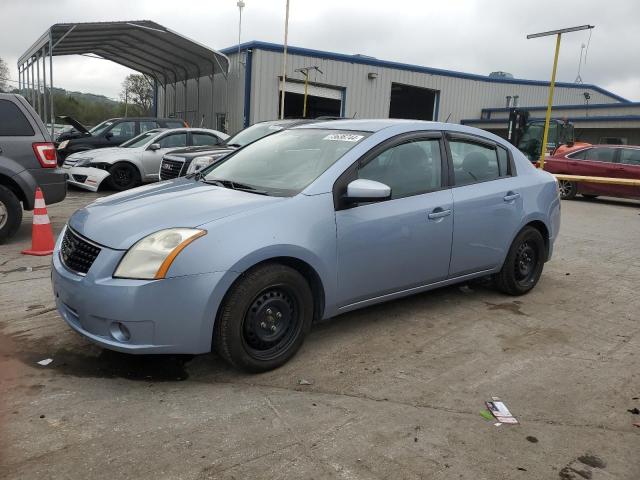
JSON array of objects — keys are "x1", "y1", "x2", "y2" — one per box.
[
  {"x1": 214, "y1": 263, "x2": 313, "y2": 372},
  {"x1": 494, "y1": 227, "x2": 545, "y2": 296},
  {"x1": 558, "y1": 180, "x2": 577, "y2": 200},
  {"x1": 107, "y1": 162, "x2": 141, "y2": 191}
]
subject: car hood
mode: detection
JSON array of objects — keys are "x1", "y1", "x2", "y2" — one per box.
[
  {"x1": 69, "y1": 178, "x2": 285, "y2": 249},
  {"x1": 68, "y1": 147, "x2": 125, "y2": 159},
  {"x1": 58, "y1": 115, "x2": 91, "y2": 134}
]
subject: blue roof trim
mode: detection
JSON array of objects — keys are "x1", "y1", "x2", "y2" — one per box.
[
  {"x1": 462, "y1": 115, "x2": 640, "y2": 125},
  {"x1": 482, "y1": 102, "x2": 640, "y2": 113},
  {"x1": 220, "y1": 41, "x2": 630, "y2": 104}
]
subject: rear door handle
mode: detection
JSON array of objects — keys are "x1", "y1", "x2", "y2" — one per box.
[
  {"x1": 427, "y1": 208, "x2": 452, "y2": 220},
  {"x1": 503, "y1": 192, "x2": 520, "y2": 202}
]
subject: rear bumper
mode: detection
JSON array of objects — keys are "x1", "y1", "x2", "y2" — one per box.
[{"x1": 18, "y1": 168, "x2": 67, "y2": 208}]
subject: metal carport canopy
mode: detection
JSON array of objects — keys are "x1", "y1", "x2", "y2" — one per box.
[{"x1": 18, "y1": 20, "x2": 229, "y2": 83}]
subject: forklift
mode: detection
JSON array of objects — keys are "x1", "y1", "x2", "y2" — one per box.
[{"x1": 506, "y1": 109, "x2": 583, "y2": 161}]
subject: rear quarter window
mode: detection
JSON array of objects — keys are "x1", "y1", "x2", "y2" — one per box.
[{"x1": 0, "y1": 100, "x2": 35, "y2": 136}]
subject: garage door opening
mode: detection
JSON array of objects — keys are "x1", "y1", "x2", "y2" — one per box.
[
  {"x1": 279, "y1": 92, "x2": 342, "y2": 119},
  {"x1": 389, "y1": 83, "x2": 437, "y2": 121}
]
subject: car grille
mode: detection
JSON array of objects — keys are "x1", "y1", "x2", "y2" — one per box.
[
  {"x1": 60, "y1": 228, "x2": 101, "y2": 275},
  {"x1": 160, "y1": 157, "x2": 186, "y2": 180}
]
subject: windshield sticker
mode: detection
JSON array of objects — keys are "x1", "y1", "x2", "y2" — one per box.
[
  {"x1": 268, "y1": 125, "x2": 284, "y2": 130},
  {"x1": 323, "y1": 133, "x2": 364, "y2": 142}
]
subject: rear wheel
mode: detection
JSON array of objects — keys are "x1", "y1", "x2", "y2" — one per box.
[
  {"x1": 214, "y1": 263, "x2": 313, "y2": 372},
  {"x1": 107, "y1": 162, "x2": 141, "y2": 191},
  {"x1": 0, "y1": 185, "x2": 22, "y2": 244},
  {"x1": 494, "y1": 226, "x2": 545, "y2": 296},
  {"x1": 558, "y1": 180, "x2": 577, "y2": 200}
]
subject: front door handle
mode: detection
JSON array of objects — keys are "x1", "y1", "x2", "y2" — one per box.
[
  {"x1": 428, "y1": 208, "x2": 452, "y2": 220},
  {"x1": 503, "y1": 192, "x2": 521, "y2": 202}
]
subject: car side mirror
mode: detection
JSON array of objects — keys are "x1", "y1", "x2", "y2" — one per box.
[
  {"x1": 344, "y1": 179, "x2": 391, "y2": 203},
  {"x1": 148, "y1": 143, "x2": 161, "y2": 151},
  {"x1": 105, "y1": 132, "x2": 113, "y2": 140}
]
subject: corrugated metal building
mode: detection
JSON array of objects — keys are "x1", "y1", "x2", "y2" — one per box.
[{"x1": 157, "y1": 41, "x2": 637, "y2": 143}]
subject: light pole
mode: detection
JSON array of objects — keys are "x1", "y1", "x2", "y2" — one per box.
[
  {"x1": 237, "y1": 1, "x2": 245, "y2": 65},
  {"x1": 294, "y1": 66, "x2": 322, "y2": 117},
  {"x1": 527, "y1": 24, "x2": 594, "y2": 169},
  {"x1": 279, "y1": 0, "x2": 290, "y2": 119}
]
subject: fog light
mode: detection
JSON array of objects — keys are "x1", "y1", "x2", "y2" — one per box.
[{"x1": 109, "y1": 322, "x2": 131, "y2": 342}]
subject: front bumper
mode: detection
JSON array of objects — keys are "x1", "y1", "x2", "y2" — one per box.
[
  {"x1": 62, "y1": 166, "x2": 110, "y2": 192},
  {"x1": 51, "y1": 229, "x2": 237, "y2": 354}
]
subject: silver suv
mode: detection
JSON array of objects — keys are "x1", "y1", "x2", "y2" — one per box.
[{"x1": 0, "y1": 93, "x2": 66, "y2": 243}]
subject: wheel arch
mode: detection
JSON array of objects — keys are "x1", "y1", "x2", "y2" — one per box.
[
  {"x1": 219, "y1": 255, "x2": 326, "y2": 325},
  {"x1": 0, "y1": 174, "x2": 29, "y2": 208}
]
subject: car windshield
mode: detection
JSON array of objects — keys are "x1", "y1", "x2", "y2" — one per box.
[
  {"x1": 89, "y1": 120, "x2": 114, "y2": 136},
  {"x1": 202, "y1": 129, "x2": 369, "y2": 196},
  {"x1": 120, "y1": 130, "x2": 160, "y2": 148},
  {"x1": 224, "y1": 122, "x2": 286, "y2": 147}
]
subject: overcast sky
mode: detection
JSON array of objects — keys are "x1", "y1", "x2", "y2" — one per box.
[{"x1": 2, "y1": 0, "x2": 638, "y2": 101}]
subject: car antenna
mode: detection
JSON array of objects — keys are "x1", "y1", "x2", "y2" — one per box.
[
  {"x1": 352, "y1": 112, "x2": 357, "y2": 118},
  {"x1": 445, "y1": 113, "x2": 452, "y2": 123}
]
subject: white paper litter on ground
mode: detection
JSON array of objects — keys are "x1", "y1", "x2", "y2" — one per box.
[
  {"x1": 37, "y1": 358, "x2": 53, "y2": 366},
  {"x1": 486, "y1": 400, "x2": 518, "y2": 424}
]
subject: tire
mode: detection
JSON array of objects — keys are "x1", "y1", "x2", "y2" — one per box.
[
  {"x1": 107, "y1": 162, "x2": 141, "y2": 191},
  {"x1": 214, "y1": 263, "x2": 314, "y2": 372},
  {"x1": 494, "y1": 226, "x2": 546, "y2": 296},
  {"x1": 582, "y1": 194, "x2": 598, "y2": 199},
  {"x1": 0, "y1": 185, "x2": 23, "y2": 244},
  {"x1": 558, "y1": 180, "x2": 577, "y2": 200}
]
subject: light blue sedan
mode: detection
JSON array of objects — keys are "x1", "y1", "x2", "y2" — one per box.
[{"x1": 52, "y1": 120, "x2": 561, "y2": 372}]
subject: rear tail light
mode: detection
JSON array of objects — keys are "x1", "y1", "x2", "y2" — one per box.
[{"x1": 32, "y1": 142, "x2": 58, "y2": 168}]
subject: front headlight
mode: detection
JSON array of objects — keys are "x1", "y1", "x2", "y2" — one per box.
[
  {"x1": 74, "y1": 158, "x2": 93, "y2": 167},
  {"x1": 114, "y1": 228, "x2": 206, "y2": 280},
  {"x1": 186, "y1": 155, "x2": 218, "y2": 175}
]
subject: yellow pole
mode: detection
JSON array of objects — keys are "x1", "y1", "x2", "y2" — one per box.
[
  {"x1": 539, "y1": 33, "x2": 562, "y2": 170},
  {"x1": 302, "y1": 72, "x2": 309, "y2": 117}
]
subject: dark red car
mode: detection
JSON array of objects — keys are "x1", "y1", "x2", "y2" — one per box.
[{"x1": 543, "y1": 145, "x2": 640, "y2": 200}]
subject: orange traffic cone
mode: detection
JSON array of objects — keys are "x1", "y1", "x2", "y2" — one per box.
[{"x1": 21, "y1": 188, "x2": 55, "y2": 256}]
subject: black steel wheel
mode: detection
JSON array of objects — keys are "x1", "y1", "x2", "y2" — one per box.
[
  {"x1": 494, "y1": 226, "x2": 545, "y2": 296},
  {"x1": 558, "y1": 180, "x2": 577, "y2": 200},
  {"x1": 108, "y1": 162, "x2": 141, "y2": 191},
  {"x1": 214, "y1": 263, "x2": 313, "y2": 372}
]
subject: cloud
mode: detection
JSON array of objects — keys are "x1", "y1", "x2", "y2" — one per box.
[{"x1": 1, "y1": 0, "x2": 637, "y2": 100}]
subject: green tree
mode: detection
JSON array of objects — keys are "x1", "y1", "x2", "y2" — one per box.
[
  {"x1": 0, "y1": 57, "x2": 10, "y2": 93},
  {"x1": 120, "y1": 74, "x2": 154, "y2": 115}
]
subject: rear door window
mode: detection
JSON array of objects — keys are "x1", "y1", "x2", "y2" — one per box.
[
  {"x1": 0, "y1": 100, "x2": 35, "y2": 136},
  {"x1": 448, "y1": 140, "x2": 501, "y2": 185},
  {"x1": 140, "y1": 121, "x2": 159, "y2": 133},
  {"x1": 583, "y1": 147, "x2": 616, "y2": 163},
  {"x1": 620, "y1": 149, "x2": 640, "y2": 166},
  {"x1": 191, "y1": 132, "x2": 221, "y2": 146}
]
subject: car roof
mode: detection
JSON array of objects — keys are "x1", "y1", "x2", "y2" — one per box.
[{"x1": 291, "y1": 118, "x2": 448, "y2": 132}]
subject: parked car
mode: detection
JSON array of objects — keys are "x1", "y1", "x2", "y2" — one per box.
[
  {"x1": 63, "y1": 128, "x2": 228, "y2": 191},
  {"x1": 160, "y1": 118, "x2": 328, "y2": 180},
  {"x1": 55, "y1": 116, "x2": 188, "y2": 162},
  {"x1": 0, "y1": 93, "x2": 66, "y2": 243},
  {"x1": 52, "y1": 120, "x2": 560, "y2": 372},
  {"x1": 543, "y1": 144, "x2": 640, "y2": 200}
]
